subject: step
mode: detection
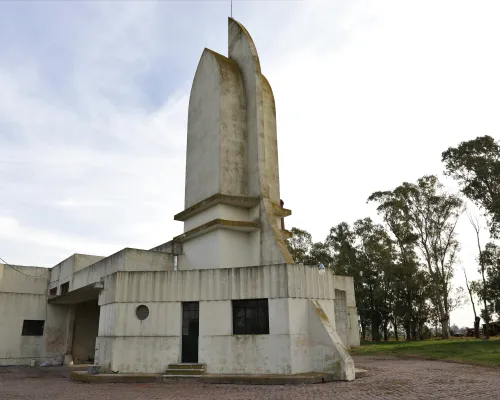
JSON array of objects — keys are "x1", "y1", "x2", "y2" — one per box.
[
  {"x1": 162, "y1": 374, "x2": 202, "y2": 381},
  {"x1": 164, "y1": 368, "x2": 205, "y2": 376},
  {"x1": 355, "y1": 368, "x2": 368, "y2": 379},
  {"x1": 167, "y1": 363, "x2": 205, "y2": 371}
]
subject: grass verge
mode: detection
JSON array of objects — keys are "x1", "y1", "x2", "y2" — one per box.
[{"x1": 351, "y1": 338, "x2": 500, "y2": 367}]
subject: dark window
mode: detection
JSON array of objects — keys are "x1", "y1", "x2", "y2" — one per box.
[
  {"x1": 22, "y1": 320, "x2": 45, "y2": 336},
  {"x1": 49, "y1": 287, "x2": 57, "y2": 296},
  {"x1": 232, "y1": 299, "x2": 269, "y2": 335},
  {"x1": 136, "y1": 305, "x2": 149, "y2": 321},
  {"x1": 60, "y1": 282, "x2": 69, "y2": 295},
  {"x1": 182, "y1": 302, "x2": 199, "y2": 336}
]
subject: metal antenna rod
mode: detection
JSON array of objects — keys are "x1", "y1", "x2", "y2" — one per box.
[{"x1": 231, "y1": 0, "x2": 233, "y2": 18}]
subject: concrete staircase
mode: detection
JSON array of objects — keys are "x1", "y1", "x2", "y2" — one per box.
[{"x1": 163, "y1": 363, "x2": 205, "y2": 380}]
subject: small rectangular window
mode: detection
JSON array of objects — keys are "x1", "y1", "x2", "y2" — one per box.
[
  {"x1": 60, "y1": 282, "x2": 69, "y2": 295},
  {"x1": 232, "y1": 299, "x2": 269, "y2": 335},
  {"x1": 49, "y1": 287, "x2": 57, "y2": 296},
  {"x1": 22, "y1": 320, "x2": 45, "y2": 336}
]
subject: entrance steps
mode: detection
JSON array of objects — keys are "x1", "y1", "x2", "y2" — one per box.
[{"x1": 163, "y1": 363, "x2": 205, "y2": 379}]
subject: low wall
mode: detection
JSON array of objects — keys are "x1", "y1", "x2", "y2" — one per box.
[
  {"x1": 0, "y1": 293, "x2": 48, "y2": 365},
  {"x1": 0, "y1": 264, "x2": 50, "y2": 365},
  {"x1": 94, "y1": 295, "x2": 353, "y2": 377}
]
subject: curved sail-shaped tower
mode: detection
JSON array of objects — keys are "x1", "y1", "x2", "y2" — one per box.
[{"x1": 174, "y1": 18, "x2": 293, "y2": 269}]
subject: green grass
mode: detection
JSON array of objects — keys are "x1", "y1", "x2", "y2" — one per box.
[{"x1": 351, "y1": 338, "x2": 500, "y2": 367}]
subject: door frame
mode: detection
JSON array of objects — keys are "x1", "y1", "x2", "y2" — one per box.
[{"x1": 181, "y1": 301, "x2": 199, "y2": 363}]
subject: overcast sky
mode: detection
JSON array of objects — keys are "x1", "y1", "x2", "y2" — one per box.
[{"x1": 1, "y1": 1, "x2": 499, "y2": 327}]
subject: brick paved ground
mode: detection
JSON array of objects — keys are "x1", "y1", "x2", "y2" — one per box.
[{"x1": 1, "y1": 356, "x2": 499, "y2": 400}]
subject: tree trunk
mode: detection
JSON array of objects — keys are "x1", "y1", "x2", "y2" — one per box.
[
  {"x1": 411, "y1": 321, "x2": 417, "y2": 341},
  {"x1": 481, "y1": 272, "x2": 490, "y2": 339},
  {"x1": 371, "y1": 315, "x2": 380, "y2": 342},
  {"x1": 474, "y1": 316, "x2": 480, "y2": 339},
  {"x1": 418, "y1": 322, "x2": 426, "y2": 340},
  {"x1": 405, "y1": 322, "x2": 411, "y2": 341},
  {"x1": 443, "y1": 282, "x2": 451, "y2": 340},
  {"x1": 463, "y1": 267, "x2": 478, "y2": 338},
  {"x1": 482, "y1": 297, "x2": 491, "y2": 340},
  {"x1": 441, "y1": 314, "x2": 450, "y2": 339},
  {"x1": 361, "y1": 322, "x2": 366, "y2": 340},
  {"x1": 471, "y1": 213, "x2": 491, "y2": 340},
  {"x1": 383, "y1": 322, "x2": 389, "y2": 341},
  {"x1": 393, "y1": 320, "x2": 399, "y2": 341}
]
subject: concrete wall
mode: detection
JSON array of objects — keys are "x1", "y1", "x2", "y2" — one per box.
[
  {"x1": 44, "y1": 304, "x2": 74, "y2": 357},
  {"x1": 182, "y1": 229, "x2": 255, "y2": 270},
  {"x1": 98, "y1": 302, "x2": 181, "y2": 337},
  {"x1": 333, "y1": 275, "x2": 360, "y2": 347},
  {"x1": 185, "y1": 49, "x2": 222, "y2": 208},
  {"x1": 184, "y1": 204, "x2": 251, "y2": 232},
  {"x1": 72, "y1": 300, "x2": 100, "y2": 363},
  {"x1": 181, "y1": 230, "x2": 219, "y2": 270},
  {"x1": 334, "y1": 290, "x2": 348, "y2": 346},
  {"x1": 198, "y1": 297, "x2": 351, "y2": 376},
  {"x1": 95, "y1": 292, "x2": 353, "y2": 377},
  {"x1": 261, "y1": 75, "x2": 280, "y2": 204},
  {"x1": 185, "y1": 49, "x2": 247, "y2": 209},
  {"x1": 99, "y1": 264, "x2": 337, "y2": 305},
  {"x1": 218, "y1": 52, "x2": 248, "y2": 199},
  {"x1": 96, "y1": 297, "x2": 301, "y2": 374},
  {"x1": 96, "y1": 336, "x2": 180, "y2": 374},
  {"x1": 199, "y1": 299, "x2": 294, "y2": 374},
  {"x1": 0, "y1": 264, "x2": 50, "y2": 365},
  {"x1": 1, "y1": 257, "x2": 359, "y2": 373},
  {"x1": 0, "y1": 263, "x2": 49, "y2": 293},
  {"x1": 287, "y1": 298, "x2": 312, "y2": 373},
  {"x1": 0, "y1": 293, "x2": 48, "y2": 365},
  {"x1": 309, "y1": 299, "x2": 355, "y2": 380},
  {"x1": 226, "y1": 19, "x2": 294, "y2": 266},
  {"x1": 1, "y1": 249, "x2": 179, "y2": 366},
  {"x1": 150, "y1": 240, "x2": 182, "y2": 255},
  {"x1": 70, "y1": 248, "x2": 175, "y2": 292},
  {"x1": 48, "y1": 254, "x2": 104, "y2": 295},
  {"x1": 95, "y1": 302, "x2": 181, "y2": 372},
  {"x1": 94, "y1": 263, "x2": 356, "y2": 377}
]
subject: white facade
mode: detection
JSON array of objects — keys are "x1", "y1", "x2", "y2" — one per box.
[
  {"x1": 0, "y1": 17, "x2": 360, "y2": 380},
  {"x1": 1, "y1": 257, "x2": 360, "y2": 379},
  {"x1": 0, "y1": 264, "x2": 49, "y2": 365}
]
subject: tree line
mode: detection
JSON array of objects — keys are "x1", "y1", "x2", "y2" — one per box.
[{"x1": 286, "y1": 135, "x2": 500, "y2": 341}]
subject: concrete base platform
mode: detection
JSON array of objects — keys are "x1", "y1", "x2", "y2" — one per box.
[
  {"x1": 70, "y1": 371, "x2": 161, "y2": 384},
  {"x1": 200, "y1": 372, "x2": 335, "y2": 385},
  {"x1": 70, "y1": 368, "x2": 369, "y2": 385},
  {"x1": 162, "y1": 375, "x2": 202, "y2": 381},
  {"x1": 200, "y1": 368, "x2": 368, "y2": 385},
  {"x1": 67, "y1": 364, "x2": 92, "y2": 372}
]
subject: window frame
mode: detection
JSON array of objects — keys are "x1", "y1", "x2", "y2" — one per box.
[
  {"x1": 21, "y1": 320, "x2": 45, "y2": 336},
  {"x1": 232, "y1": 299, "x2": 269, "y2": 335},
  {"x1": 60, "y1": 282, "x2": 69, "y2": 295}
]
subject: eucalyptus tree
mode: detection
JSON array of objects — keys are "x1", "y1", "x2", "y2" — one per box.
[{"x1": 443, "y1": 135, "x2": 500, "y2": 238}]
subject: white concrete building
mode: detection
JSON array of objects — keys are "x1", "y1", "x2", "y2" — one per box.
[{"x1": 0, "y1": 18, "x2": 360, "y2": 380}]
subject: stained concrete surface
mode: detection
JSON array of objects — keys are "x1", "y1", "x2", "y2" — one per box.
[
  {"x1": 72, "y1": 300, "x2": 100, "y2": 363},
  {"x1": 1, "y1": 356, "x2": 499, "y2": 399}
]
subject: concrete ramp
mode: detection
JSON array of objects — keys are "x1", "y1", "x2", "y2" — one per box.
[{"x1": 309, "y1": 299, "x2": 355, "y2": 381}]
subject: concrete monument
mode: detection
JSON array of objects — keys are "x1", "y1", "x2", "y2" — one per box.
[{"x1": 0, "y1": 18, "x2": 360, "y2": 381}]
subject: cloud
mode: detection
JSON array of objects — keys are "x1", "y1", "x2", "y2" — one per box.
[
  {"x1": 1, "y1": 0, "x2": 499, "y2": 326},
  {"x1": 0, "y1": 2, "x2": 194, "y2": 265}
]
